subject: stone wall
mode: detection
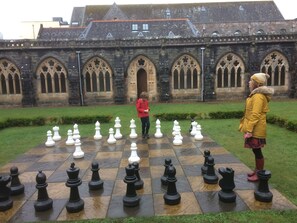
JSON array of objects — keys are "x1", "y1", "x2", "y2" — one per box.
[{"x1": 0, "y1": 35, "x2": 296, "y2": 107}]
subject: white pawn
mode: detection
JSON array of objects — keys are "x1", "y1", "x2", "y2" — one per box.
[
  {"x1": 73, "y1": 138, "x2": 84, "y2": 159},
  {"x1": 190, "y1": 121, "x2": 198, "y2": 136},
  {"x1": 173, "y1": 126, "x2": 182, "y2": 146},
  {"x1": 45, "y1": 130, "x2": 55, "y2": 147},
  {"x1": 66, "y1": 129, "x2": 75, "y2": 146},
  {"x1": 172, "y1": 120, "x2": 179, "y2": 136},
  {"x1": 154, "y1": 119, "x2": 163, "y2": 138},
  {"x1": 72, "y1": 123, "x2": 80, "y2": 140},
  {"x1": 129, "y1": 119, "x2": 138, "y2": 139},
  {"x1": 114, "y1": 117, "x2": 122, "y2": 139},
  {"x1": 52, "y1": 126, "x2": 61, "y2": 141},
  {"x1": 94, "y1": 121, "x2": 102, "y2": 140},
  {"x1": 128, "y1": 142, "x2": 140, "y2": 164},
  {"x1": 194, "y1": 124, "x2": 204, "y2": 140},
  {"x1": 107, "y1": 128, "x2": 116, "y2": 144}
]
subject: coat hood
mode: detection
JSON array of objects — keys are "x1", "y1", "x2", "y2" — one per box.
[{"x1": 250, "y1": 86, "x2": 274, "y2": 101}]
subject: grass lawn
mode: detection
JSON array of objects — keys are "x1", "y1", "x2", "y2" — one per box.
[{"x1": 0, "y1": 100, "x2": 297, "y2": 222}]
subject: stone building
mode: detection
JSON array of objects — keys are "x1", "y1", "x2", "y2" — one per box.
[{"x1": 0, "y1": 1, "x2": 296, "y2": 107}]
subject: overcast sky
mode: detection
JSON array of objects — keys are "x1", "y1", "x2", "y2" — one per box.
[{"x1": 0, "y1": 0, "x2": 295, "y2": 39}]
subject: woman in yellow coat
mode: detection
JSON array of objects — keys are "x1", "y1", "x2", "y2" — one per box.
[{"x1": 239, "y1": 73, "x2": 274, "y2": 182}]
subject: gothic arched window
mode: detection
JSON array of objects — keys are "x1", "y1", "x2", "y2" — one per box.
[
  {"x1": 83, "y1": 57, "x2": 112, "y2": 93},
  {"x1": 260, "y1": 51, "x2": 288, "y2": 86},
  {"x1": 215, "y1": 53, "x2": 244, "y2": 88},
  {"x1": 0, "y1": 59, "x2": 22, "y2": 95},
  {"x1": 171, "y1": 55, "x2": 200, "y2": 90},
  {"x1": 36, "y1": 57, "x2": 67, "y2": 94}
]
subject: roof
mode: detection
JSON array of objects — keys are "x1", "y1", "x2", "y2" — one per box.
[
  {"x1": 37, "y1": 1, "x2": 288, "y2": 40},
  {"x1": 70, "y1": 1, "x2": 284, "y2": 26},
  {"x1": 78, "y1": 19, "x2": 199, "y2": 40}
]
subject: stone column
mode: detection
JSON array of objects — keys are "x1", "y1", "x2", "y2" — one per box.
[
  {"x1": 67, "y1": 52, "x2": 81, "y2": 106},
  {"x1": 159, "y1": 50, "x2": 170, "y2": 102},
  {"x1": 113, "y1": 50, "x2": 125, "y2": 104},
  {"x1": 20, "y1": 54, "x2": 36, "y2": 106}
]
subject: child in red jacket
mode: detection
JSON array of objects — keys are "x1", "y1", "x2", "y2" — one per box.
[{"x1": 136, "y1": 91, "x2": 150, "y2": 139}]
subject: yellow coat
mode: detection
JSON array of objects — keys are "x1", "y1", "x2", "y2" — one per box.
[{"x1": 239, "y1": 86, "x2": 274, "y2": 138}]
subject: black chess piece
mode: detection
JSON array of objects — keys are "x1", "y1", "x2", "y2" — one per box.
[
  {"x1": 201, "y1": 150, "x2": 211, "y2": 175},
  {"x1": 203, "y1": 156, "x2": 219, "y2": 184},
  {"x1": 161, "y1": 158, "x2": 172, "y2": 186},
  {"x1": 218, "y1": 167, "x2": 236, "y2": 203},
  {"x1": 123, "y1": 164, "x2": 140, "y2": 207},
  {"x1": 132, "y1": 162, "x2": 144, "y2": 190},
  {"x1": 189, "y1": 118, "x2": 195, "y2": 133},
  {"x1": 254, "y1": 170, "x2": 273, "y2": 202},
  {"x1": 10, "y1": 166, "x2": 25, "y2": 195},
  {"x1": 65, "y1": 163, "x2": 84, "y2": 213},
  {"x1": 34, "y1": 170, "x2": 53, "y2": 212},
  {"x1": 163, "y1": 164, "x2": 181, "y2": 205},
  {"x1": 88, "y1": 161, "x2": 104, "y2": 190},
  {"x1": 0, "y1": 175, "x2": 13, "y2": 212}
]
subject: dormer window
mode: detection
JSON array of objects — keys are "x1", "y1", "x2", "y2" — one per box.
[
  {"x1": 143, "y1": 24, "x2": 149, "y2": 31},
  {"x1": 132, "y1": 24, "x2": 138, "y2": 31},
  {"x1": 166, "y1": 8, "x2": 171, "y2": 19}
]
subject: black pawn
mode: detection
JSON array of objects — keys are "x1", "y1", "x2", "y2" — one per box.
[
  {"x1": 132, "y1": 162, "x2": 144, "y2": 190},
  {"x1": 218, "y1": 167, "x2": 236, "y2": 203},
  {"x1": 34, "y1": 170, "x2": 53, "y2": 212},
  {"x1": 203, "y1": 156, "x2": 219, "y2": 184},
  {"x1": 163, "y1": 164, "x2": 181, "y2": 205},
  {"x1": 161, "y1": 158, "x2": 172, "y2": 186},
  {"x1": 88, "y1": 161, "x2": 104, "y2": 190},
  {"x1": 201, "y1": 150, "x2": 211, "y2": 175},
  {"x1": 189, "y1": 118, "x2": 195, "y2": 133},
  {"x1": 123, "y1": 164, "x2": 140, "y2": 207},
  {"x1": 10, "y1": 166, "x2": 25, "y2": 196},
  {"x1": 65, "y1": 163, "x2": 84, "y2": 213},
  {"x1": 254, "y1": 170, "x2": 273, "y2": 202},
  {"x1": 0, "y1": 175, "x2": 13, "y2": 212}
]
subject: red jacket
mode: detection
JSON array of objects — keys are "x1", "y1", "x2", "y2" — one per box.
[{"x1": 136, "y1": 98, "x2": 149, "y2": 118}]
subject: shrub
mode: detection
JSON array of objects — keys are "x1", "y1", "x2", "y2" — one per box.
[
  {"x1": 208, "y1": 111, "x2": 243, "y2": 119},
  {"x1": 154, "y1": 112, "x2": 198, "y2": 121}
]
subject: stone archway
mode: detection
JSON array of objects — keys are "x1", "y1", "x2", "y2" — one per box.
[{"x1": 127, "y1": 55, "x2": 157, "y2": 102}]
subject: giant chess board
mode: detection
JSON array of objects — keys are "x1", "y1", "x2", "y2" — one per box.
[{"x1": 0, "y1": 133, "x2": 296, "y2": 222}]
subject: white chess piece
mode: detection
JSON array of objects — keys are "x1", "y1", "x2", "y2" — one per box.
[
  {"x1": 154, "y1": 119, "x2": 163, "y2": 138},
  {"x1": 45, "y1": 130, "x2": 55, "y2": 147},
  {"x1": 129, "y1": 119, "x2": 138, "y2": 139},
  {"x1": 94, "y1": 121, "x2": 102, "y2": 140},
  {"x1": 72, "y1": 123, "x2": 80, "y2": 140},
  {"x1": 128, "y1": 142, "x2": 140, "y2": 164},
  {"x1": 52, "y1": 126, "x2": 61, "y2": 141},
  {"x1": 66, "y1": 129, "x2": 75, "y2": 146},
  {"x1": 73, "y1": 138, "x2": 84, "y2": 158},
  {"x1": 107, "y1": 128, "x2": 116, "y2": 144},
  {"x1": 114, "y1": 117, "x2": 122, "y2": 139},
  {"x1": 194, "y1": 124, "x2": 204, "y2": 140},
  {"x1": 173, "y1": 126, "x2": 182, "y2": 146},
  {"x1": 190, "y1": 121, "x2": 198, "y2": 136},
  {"x1": 172, "y1": 120, "x2": 179, "y2": 136}
]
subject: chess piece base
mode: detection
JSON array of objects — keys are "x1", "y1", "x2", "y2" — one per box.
[
  {"x1": 0, "y1": 199, "x2": 13, "y2": 212},
  {"x1": 10, "y1": 184, "x2": 25, "y2": 196},
  {"x1": 34, "y1": 198, "x2": 53, "y2": 212},
  {"x1": 123, "y1": 195, "x2": 140, "y2": 207},
  {"x1": 135, "y1": 180, "x2": 144, "y2": 190},
  {"x1": 203, "y1": 175, "x2": 219, "y2": 184},
  {"x1": 66, "y1": 199, "x2": 84, "y2": 213},
  {"x1": 218, "y1": 191, "x2": 236, "y2": 203},
  {"x1": 254, "y1": 191, "x2": 273, "y2": 203},
  {"x1": 164, "y1": 193, "x2": 181, "y2": 205},
  {"x1": 88, "y1": 180, "x2": 104, "y2": 190},
  {"x1": 201, "y1": 166, "x2": 207, "y2": 175}
]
